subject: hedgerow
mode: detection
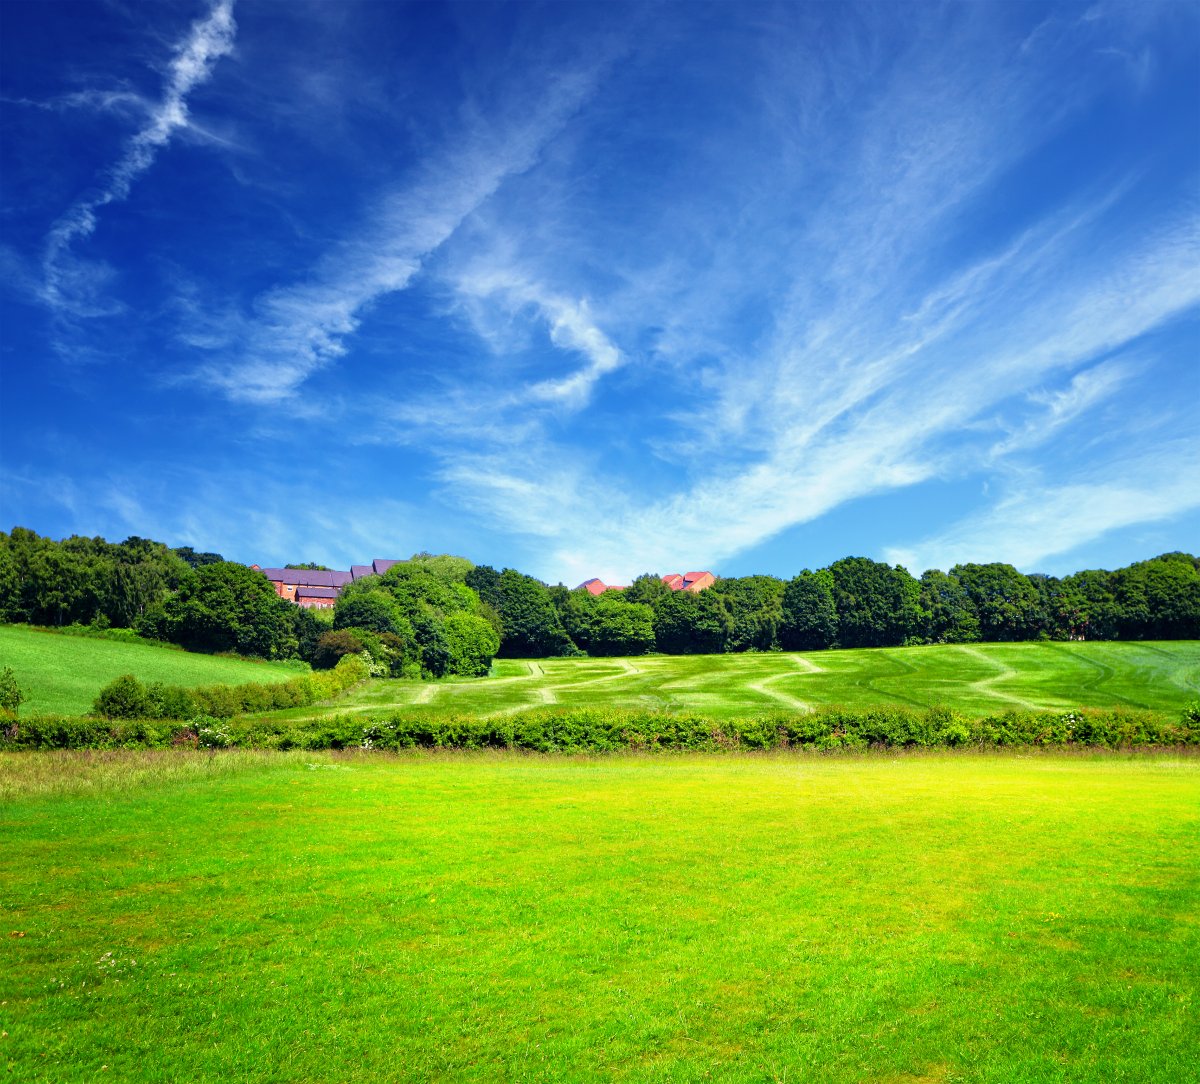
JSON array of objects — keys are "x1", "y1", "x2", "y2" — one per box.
[
  {"x1": 2, "y1": 702, "x2": 1196, "y2": 752},
  {"x1": 88, "y1": 653, "x2": 369, "y2": 722}
]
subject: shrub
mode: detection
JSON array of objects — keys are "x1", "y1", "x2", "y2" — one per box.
[
  {"x1": 92, "y1": 674, "x2": 151, "y2": 719},
  {"x1": 0, "y1": 666, "x2": 24, "y2": 717}
]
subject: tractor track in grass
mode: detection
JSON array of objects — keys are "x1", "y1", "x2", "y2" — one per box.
[
  {"x1": 563, "y1": 658, "x2": 643, "y2": 689},
  {"x1": 1045, "y1": 642, "x2": 1142, "y2": 707},
  {"x1": 745, "y1": 654, "x2": 825, "y2": 712},
  {"x1": 955, "y1": 645, "x2": 1038, "y2": 710},
  {"x1": 860, "y1": 650, "x2": 929, "y2": 708}
]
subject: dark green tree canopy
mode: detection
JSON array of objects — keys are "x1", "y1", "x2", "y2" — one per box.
[
  {"x1": 917, "y1": 569, "x2": 980, "y2": 644},
  {"x1": 561, "y1": 591, "x2": 655, "y2": 656},
  {"x1": 829, "y1": 557, "x2": 919, "y2": 648},
  {"x1": 951, "y1": 563, "x2": 1042, "y2": 643},
  {"x1": 653, "y1": 590, "x2": 733, "y2": 655},
  {"x1": 162, "y1": 561, "x2": 297, "y2": 658},
  {"x1": 2, "y1": 529, "x2": 1196, "y2": 667},
  {"x1": 713, "y1": 575, "x2": 785, "y2": 652},
  {"x1": 780, "y1": 570, "x2": 838, "y2": 650}
]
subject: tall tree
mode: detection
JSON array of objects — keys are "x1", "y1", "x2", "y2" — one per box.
[
  {"x1": 917, "y1": 569, "x2": 980, "y2": 644},
  {"x1": 714, "y1": 575, "x2": 785, "y2": 651},
  {"x1": 1115, "y1": 553, "x2": 1200, "y2": 640},
  {"x1": 828, "y1": 557, "x2": 919, "y2": 648},
  {"x1": 652, "y1": 590, "x2": 733, "y2": 654},
  {"x1": 951, "y1": 563, "x2": 1042, "y2": 642},
  {"x1": 779, "y1": 569, "x2": 838, "y2": 650},
  {"x1": 561, "y1": 592, "x2": 655, "y2": 656},
  {"x1": 163, "y1": 561, "x2": 298, "y2": 658}
]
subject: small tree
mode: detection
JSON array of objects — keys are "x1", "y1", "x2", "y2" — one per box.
[
  {"x1": 0, "y1": 667, "x2": 25, "y2": 717},
  {"x1": 93, "y1": 674, "x2": 151, "y2": 719}
]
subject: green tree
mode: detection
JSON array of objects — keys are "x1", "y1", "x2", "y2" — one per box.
[
  {"x1": 779, "y1": 569, "x2": 838, "y2": 650},
  {"x1": 0, "y1": 667, "x2": 25, "y2": 717},
  {"x1": 624, "y1": 573, "x2": 672, "y2": 609},
  {"x1": 951, "y1": 563, "x2": 1042, "y2": 642},
  {"x1": 713, "y1": 575, "x2": 785, "y2": 652},
  {"x1": 917, "y1": 570, "x2": 980, "y2": 644},
  {"x1": 1062, "y1": 568, "x2": 1121, "y2": 640},
  {"x1": 442, "y1": 612, "x2": 501, "y2": 676},
  {"x1": 92, "y1": 674, "x2": 151, "y2": 719},
  {"x1": 1114, "y1": 553, "x2": 1200, "y2": 640},
  {"x1": 561, "y1": 592, "x2": 655, "y2": 656},
  {"x1": 163, "y1": 562, "x2": 298, "y2": 658},
  {"x1": 0, "y1": 542, "x2": 20, "y2": 623},
  {"x1": 174, "y1": 546, "x2": 225, "y2": 569},
  {"x1": 334, "y1": 589, "x2": 406, "y2": 635},
  {"x1": 488, "y1": 569, "x2": 576, "y2": 657},
  {"x1": 828, "y1": 557, "x2": 919, "y2": 648},
  {"x1": 313, "y1": 628, "x2": 366, "y2": 670},
  {"x1": 652, "y1": 590, "x2": 733, "y2": 654}
]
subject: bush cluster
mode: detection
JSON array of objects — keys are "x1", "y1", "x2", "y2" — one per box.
[
  {"x1": 89, "y1": 653, "x2": 369, "y2": 722},
  {"x1": 3, "y1": 702, "x2": 1195, "y2": 753}
]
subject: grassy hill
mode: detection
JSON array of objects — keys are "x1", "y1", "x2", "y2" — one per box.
[
  {"x1": 5, "y1": 627, "x2": 1196, "y2": 723},
  {"x1": 261, "y1": 640, "x2": 1200, "y2": 723},
  {"x1": 0, "y1": 625, "x2": 307, "y2": 716}
]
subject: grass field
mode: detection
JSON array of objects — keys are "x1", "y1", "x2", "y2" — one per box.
[
  {"x1": 259, "y1": 641, "x2": 1200, "y2": 724},
  {"x1": 0, "y1": 625, "x2": 306, "y2": 716},
  {"x1": 1, "y1": 750, "x2": 1196, "y2": 1082}
]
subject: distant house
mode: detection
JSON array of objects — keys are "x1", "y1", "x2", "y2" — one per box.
[
  {"x1": 295, "y1": 586, "x2": 339, "y2": 610},
  {"x1": 576, "y1": 571, "x2": 717, "y2": 595},
  {"x1": 577, "y1": 578, "x2": 626, "y2": 595},
  {"x1": 662, "y1": 571, "x2": 716, "y2": 593},
  {"x1": 253, "y1": 558, "x2": 400, "y2": 607}
]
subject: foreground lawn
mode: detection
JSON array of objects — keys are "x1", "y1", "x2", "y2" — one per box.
[
  {"x1": 261, "y1": 640, "x2": 1200, "y2": 723},
  {"x1": 1, "y1": 752, "x2": 1196, "y2": 1082},
  {"x1": 0, "y1": 624, "x2": 306, "y2": 715}
]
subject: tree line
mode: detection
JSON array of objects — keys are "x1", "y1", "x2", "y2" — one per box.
[
  {"x1": 1, "y1": 528, "x2": 1197, "y2": 670},
  {"x1": 466, "y1": 552, "x2": 1200, "y2": 658}
]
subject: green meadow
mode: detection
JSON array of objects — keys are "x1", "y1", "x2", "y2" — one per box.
[
  {"x1": 1, "y1": 751, "x2": 1197, "y2": 1082},
  {"x1": 262, "y1": 640, "x2": 1200, "y2": 723},
  {"x1": 0, "y1": 625, "x2": 306, "y2": 716}
]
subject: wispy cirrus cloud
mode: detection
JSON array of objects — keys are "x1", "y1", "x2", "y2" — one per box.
[
  {"x1": 39, "y1": 0, "x2": 237, "y2": 316},
  {"x1": 424, "y1": 186, "x2": 1199, "y2": 581},
  {"x1": 883, "y1": 438, "x2": 1200, "y2": 574},
  {"x1": 194, "y1": 49, "x2": 625, "y2": 404},
  {"x1": 1, "y1": 461, "x2": 421, "y2": 569},
  {"x1": 306, "y1": 4, "x2": 1195, "y2": 581}
]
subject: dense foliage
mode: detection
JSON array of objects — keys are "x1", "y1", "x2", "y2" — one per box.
[
  {"x1": 3, "y1": 529, "x2": 1198, "y2": 667},
  {"x1": 3, "y1": 701, "x2": 1196, "y2": 753},
  {"x1": 89, "y1": 653, "x2": 369, "y2": 723}
]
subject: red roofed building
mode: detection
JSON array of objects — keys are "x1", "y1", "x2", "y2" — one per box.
[
  {"x1": 295, "y1": 586, "x2": 339, "y2": 610},
  {"x1": 662, "y1": 571, "x2": 716, "y2": 593},
  {"x1": 255, "y1": 558, "x2": 401, "y2": 607},
  {"x1": 576, "y1": 578, "x2": 627, "y2": 595},
  {"x1": 576, "y1": 572, "x2": 716, "y2": 594}
]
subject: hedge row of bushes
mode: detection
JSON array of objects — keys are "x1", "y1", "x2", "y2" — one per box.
[
  {"x1": 3, "y1": 702, "x2": 1197, "y2": 753},
  {"x1": 90, "y1": 653, "x2": 369, "y2": 721}
]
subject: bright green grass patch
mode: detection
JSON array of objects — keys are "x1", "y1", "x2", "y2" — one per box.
[
  {"x1": 1, "y1": 752, "x2": 1196, "y2": 1082},
  {"x1": 0, "y1": 625, "x2": 305, "y2": 716},
  {"x1": 257, "y1": 640, "x2": 1200, "y2": 724}
]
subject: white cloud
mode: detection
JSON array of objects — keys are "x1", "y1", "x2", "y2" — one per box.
[
  {"x1": 883, "y1": 440, "x2": 1200, "y2": 574},
  {"x1": 40, "y1": 0, "x2": 237, "y2": 315},
  {"x1": 196, "y1": 59, "x2": 620, "y2": 403}
]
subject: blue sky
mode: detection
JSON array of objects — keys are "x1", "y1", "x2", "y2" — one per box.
[{"x1": 1, "y1": 0, "x2": 1197, "y2": 585}]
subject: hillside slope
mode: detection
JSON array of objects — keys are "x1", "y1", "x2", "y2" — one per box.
[{"x1": 0, "y1": 625, "x2": 307, "y2": 716}]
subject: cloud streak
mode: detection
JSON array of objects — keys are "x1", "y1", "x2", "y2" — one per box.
[
  {"x1": 884, "y1": 438, "x2": 1200, "y2": 574},
  {"x1": 196, "y1": 54, "x2": 623, "y2": 403},
  {"x1": 39, "y1": 0, "x2": 236, "y2": 315}
]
